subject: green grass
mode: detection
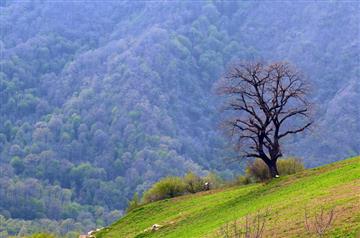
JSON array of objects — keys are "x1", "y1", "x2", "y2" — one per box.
[{"x1": 96, "y1": 156, "x2": 360, "y2": 238}]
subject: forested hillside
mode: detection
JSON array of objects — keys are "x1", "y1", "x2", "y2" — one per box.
[{"x1": 0, "y1": 1, "x2": 359, "y2": 236}]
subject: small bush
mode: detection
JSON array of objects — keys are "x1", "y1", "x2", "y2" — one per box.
[
  {"x1": 246, "y1": 159, "x2": 270, "y2": 182},
  {"x1": 278, "y1": 158, "x2": 305, "y2": 175},
  {"x1": 183, "y1": 172, "x2": 204, "y2": 193},
  {"x1": 142, "y1": 177, "x2": 186, "y2": 203},
  {"x1": 246, "y1": 158, "x2": 304, "y2": 182},
  {"x1": 126, "y1": 192, "x2": 140, "y2": 213},
  {"x1": 304, "y1": 206, "x2": 336, "y2": 237},
  {"x1": 219, "y1": 210, "x2": 269, "y2": 238},
  {"x1": 203, "y1": 172, "x2": 224, "y2": 189},
  {"x1": 141, "y1": 172, "x2": 225, "y2": 204},
  {"x1": 234, "y1": 175, "x2": 252, "y2": 186}
]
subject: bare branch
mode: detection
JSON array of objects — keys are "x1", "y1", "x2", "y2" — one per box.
[
  {"x1": 279, "y1": 122, "x2": 312, "y2": 138},
  {"x1": 216, "y1": 61, "x2": 312, "y2": 178}
]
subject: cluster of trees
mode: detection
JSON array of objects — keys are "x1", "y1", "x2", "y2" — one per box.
[
  {"x1": 1, "y1": 2, "x2": 237, "y2": 235},
  {"x1": 0, "y1": 215, "x2": 79, "y2": 238},
  {"x1": 0, "y1": 1, "x2": 358, "y2": 236}
]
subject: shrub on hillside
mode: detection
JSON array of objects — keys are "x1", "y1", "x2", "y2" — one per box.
[
  {"x1": 183, "y1": 172, "x2": 204, "y2": 193},
  {"x1": 233, "y1": 175, "x2": 252, "y2": 186},
  {"x1": 246, "y1": 159, "x2": 270, "y2": 182},
  {"x1": 278, "y1": 158, "x2": 305, "y2": 175},
  {"x1": 304, "y1": 206, "x2": 336, "y2": 237},
  {"x1": 203, "y1": 172, "x2": 224, "y2": 189},
  {"x1": 142, "y1": 177, "x2": 186, "y2": 203},
  {"x1": 246, "y1": 158, "x2": 304, "y2": 182},
  {"x1": 126, "y1": 192, "x2": 140, "y2": 213},
  {"x1": 219, "y1": 210, "x2": 269, "y2": 238}
]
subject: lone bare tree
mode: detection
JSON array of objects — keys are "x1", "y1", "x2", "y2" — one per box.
[{"x1": 217, "y1": 61, "x2": 312, "y2": 178}]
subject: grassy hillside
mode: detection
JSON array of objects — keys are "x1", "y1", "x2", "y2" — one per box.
[{"x1": 96, "y1": 156, "x2": 360, "y2": 238}]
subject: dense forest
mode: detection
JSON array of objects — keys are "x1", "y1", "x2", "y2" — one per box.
[{"x1": 0, "y1": 1, "x2": 359, "y2": 236}]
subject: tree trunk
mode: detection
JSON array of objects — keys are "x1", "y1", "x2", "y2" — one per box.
[{"x1": 267, "y1": 160, "x2": 279, "y2": 178}]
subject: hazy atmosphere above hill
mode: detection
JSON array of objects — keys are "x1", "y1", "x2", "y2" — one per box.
[{"x1": 0, "y1": 1, "x2": 359, "y2": 236}]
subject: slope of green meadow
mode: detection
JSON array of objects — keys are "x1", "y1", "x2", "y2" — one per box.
[{"x1": 96, "y1": 157, "x2": 360, "y2": 238}]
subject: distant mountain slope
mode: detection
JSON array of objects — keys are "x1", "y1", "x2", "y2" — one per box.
[
  {"x1": 96, "y1": 156, "x2": 360, "y2": 238},
  {"x1": 0, "y1": 1, "x2": 359, "y2": 236}
]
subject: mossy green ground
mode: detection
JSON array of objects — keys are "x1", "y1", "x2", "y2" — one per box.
[{"x1": 96, "y1": 157, "x2": 360, "y2": 238}]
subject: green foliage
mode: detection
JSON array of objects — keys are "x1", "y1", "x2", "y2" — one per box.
[
  {"x1": 246, "y1": 158, "x2": 305, "y2": 182},
  {"x1": 233, "y1": 175, "x2": 252, "y2": 186},
  {"x1": 277, "y1": 158, "x2": 305, "y2": 175},
  {"x1": 10, "y1": 156, "x2": 25, "y2": 174},
  {"x1": 61, "y1": 203, "x2": 81, "y2": 218},
  {"x1": 245, "y1": 159, "x2": 271, "y2": 182},
  {"x1": 141, "y1": 171, "x2": 224, "y2": 204},
  {"x1": 203, "y1": 172, "x2": 224, "y2": 189},
  {"x1": 183, "y1": 172, "x2": 204, "y2": 193},
  {"x1": 26, "y1": 233, "x2": 56, "y2": 238},
  {"x1": 126, "y1": 192, "x2": 140, "y2": 213},
  {"x1": 142, "y1": 177, "x2": 186, "y2": 203}
]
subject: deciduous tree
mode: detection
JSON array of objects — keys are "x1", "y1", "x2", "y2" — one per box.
[{"x1": 217, "y1": 61, "x2": 312, "y2": 177}]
